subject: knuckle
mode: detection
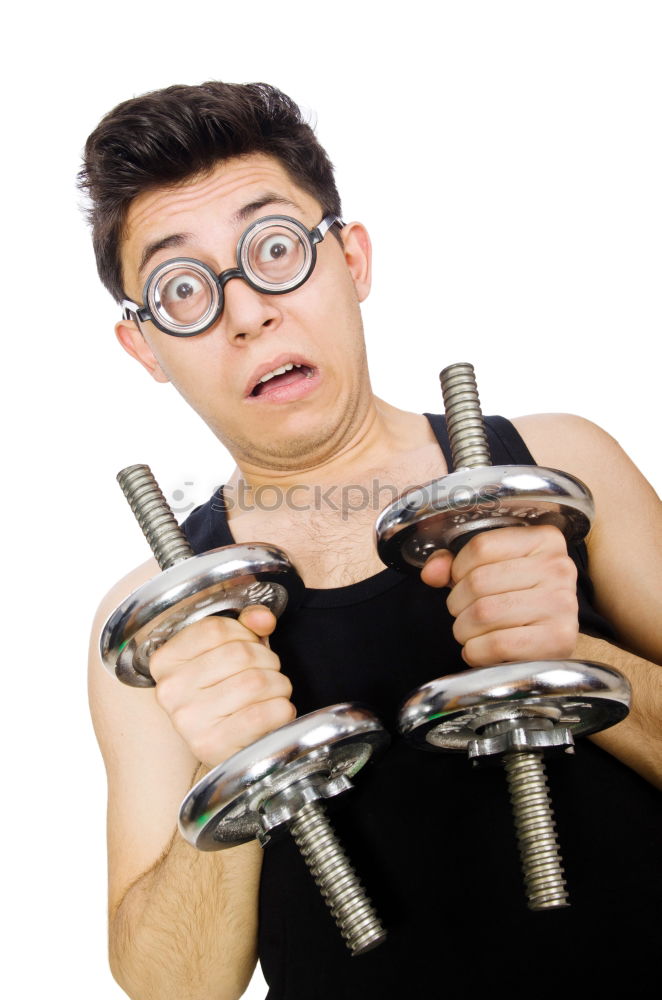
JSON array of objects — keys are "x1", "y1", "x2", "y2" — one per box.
[
  {"x1": 245, "y1": 697, "x2": 294, "y2": 734},
  {"x1": 273, "y1": 671, "x2": 293, "y2": 699},
  {"x1": 562, "y1": 557, "x2": 578, "y2": 585},
  {"x1": 538, "y1": 524, "x2": 565, "y2": 548},
  {"x1": 148, "y1": 643, "x2": 171, "y2": 682},
  {"x1": 270, "y1": 697, "x2": 297, "y2": 727},
  {"x1": 462, "y1": 637, "x2": 487, "y2": 668},
  {"x1": 189, "y1": 730, "x2": 216, "y2": 764},
  {"x1": 170, "y1": 702, "x2": 196, "y2": 736},
  {"x1": 558, "y1": 620, "x2": 579, "y2": 652},
  {"x1": 154, "y1": 674, "x2": 179, "y2": 713},
  {"x1": 452, "y1": 615, "x2": 469, "y2": 646},
  {"x1": 490, "y1": 631, "x2": 518, "y2": 663},
  {"x1": 191, "y1": 615, "x2": 228, "y2": 643},
  {"x1": 548, "y1": 553, "x2": 577, "y2": 583},
  {"x1": 240, "y1": 667, "x2": 271, "y2": 698},
  {"x1": 222, "y1": 639, "x2": 255, "y2": 671},
  {"x1": 548, "y1": 588, "x2": 578, "y2": 619},
  {"x1": 468, "y1": 531, "x2": 494, "y2": 562},
  {"x1": 466, "y1": 564, "x2": 491, "y2": 599},
  {"x1": 473, "y1": 595, "x2": 498, "y2": 626}
]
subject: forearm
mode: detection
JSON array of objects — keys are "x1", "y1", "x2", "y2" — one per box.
[
  {"x1": 110, "y1": 824, "x2": 262, "y2": 1000},
  {"x1": 574, "y1": 633, "x2": 662, "y2": 790}
]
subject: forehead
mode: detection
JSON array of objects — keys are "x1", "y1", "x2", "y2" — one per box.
[{"x1": 122, "y1": 154, "x2": 320, "y2": 285}]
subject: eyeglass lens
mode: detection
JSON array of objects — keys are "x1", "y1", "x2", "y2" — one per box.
[{"x1": 150, "y1": 218, "x2": 314, "y2": 331}]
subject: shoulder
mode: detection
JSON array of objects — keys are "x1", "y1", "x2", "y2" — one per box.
[
  {"x1": 512, "y1": 413, "x2": 661, "y2": 661},
  {"x1": 511, "y1": 412, "x2": 617, "y2": 470},
  {"x1": 509, "y1": 413, "x2": 641, "y2": 495},
  {"x1": 510, "y1": 411, "x2": 660, "y2": 529}
]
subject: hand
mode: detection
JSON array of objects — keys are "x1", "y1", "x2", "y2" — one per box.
[
  {"x1": 421, "y1": 525, "x2": 579, "y2": 667},
  {"x1": 148, "y1": 605, "x2": 296, "y2": 769}
]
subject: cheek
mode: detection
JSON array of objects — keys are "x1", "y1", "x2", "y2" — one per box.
[{"x1": 155, "y1": 338, "x2": 224, "y2": 398}]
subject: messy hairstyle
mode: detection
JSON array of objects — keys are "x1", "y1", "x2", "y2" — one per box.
[{"x1": 79, "y1": 81, "x2": 342, "y2": 302}]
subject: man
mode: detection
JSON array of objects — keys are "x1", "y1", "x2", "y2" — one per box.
[{"x1": 83, "y1": 82, "x2": 661, "y2": 999}]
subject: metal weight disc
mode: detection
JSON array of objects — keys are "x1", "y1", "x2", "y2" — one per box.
[
  {"x1": 100, "y1": 543, "x2": 305, "y2": 687},
  {"x1": 376, "y1": 466, "x2": 594, "y2": 572},
  {"x1": 399, "y1": 661, "x2": 631, "y2": 750},
  {"x1": 179, "y1": 704, "x2": 390, "y2": 851}
]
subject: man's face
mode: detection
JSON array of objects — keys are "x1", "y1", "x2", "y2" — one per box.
[{"x1": 117, "y1": 154, "x2": 373, "y2": 472}]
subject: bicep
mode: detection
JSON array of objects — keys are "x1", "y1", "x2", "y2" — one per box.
[
  {"x1": 581, "y1": 428, "x2": 662, "y2": 665},
  {"x1": 515, "y1": 413, "x2": 662, "y2": 664}
]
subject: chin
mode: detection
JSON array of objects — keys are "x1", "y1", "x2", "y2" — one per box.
[{"x1": 212, "y1": 411, "x2": 341, "y2": 469}]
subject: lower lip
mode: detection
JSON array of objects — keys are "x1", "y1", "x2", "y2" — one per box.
[{"x1": 247, "y1": 371, "x2": 320, "y2": 403}]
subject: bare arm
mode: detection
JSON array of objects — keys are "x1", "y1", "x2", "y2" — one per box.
[
  {"x1": 572, "y1": 632, "x2": 662, "y2": 789},
  {"x1": 515, "y1": 414, "x2": 662, "y2": 786},
  {"x1": 89, "y1": 561, "x2": 287, "y2": 1000}
]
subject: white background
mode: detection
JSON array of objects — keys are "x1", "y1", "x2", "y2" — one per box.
[{"x1": 3, "y1": 1, "x2": 660, "y2": 997}]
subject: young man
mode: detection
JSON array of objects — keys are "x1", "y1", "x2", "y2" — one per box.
[{"x1": 83, "y1": 82, "x2": 661, "y2": 999}]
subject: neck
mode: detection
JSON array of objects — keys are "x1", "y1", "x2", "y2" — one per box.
[{"x1": 226, "y1": 395, "x2": 429, "y2": 494}]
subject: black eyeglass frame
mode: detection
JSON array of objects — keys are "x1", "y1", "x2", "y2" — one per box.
[{"x1": 121, "y1": 213, "x2": 344, "y2": 338}]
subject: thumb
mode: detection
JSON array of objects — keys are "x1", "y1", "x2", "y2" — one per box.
[
  {"x1": 238, "y1": 604, "x2": 278, "y2": 643},
  {"x1": 420, "y1": 550, "x2": 453, "y2": 588}
]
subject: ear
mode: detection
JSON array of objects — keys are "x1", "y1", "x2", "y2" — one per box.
[
  {"x1": 114, "y1": 317, "x2": 170, "y2": 383},
  {"x1": 340, "y1": 222, "x2": 372, "y2": 302}
]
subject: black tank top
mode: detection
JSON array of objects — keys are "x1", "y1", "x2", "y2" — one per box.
[{"x1": 183, "y1": 416, "x2": 661, "y2": 998}]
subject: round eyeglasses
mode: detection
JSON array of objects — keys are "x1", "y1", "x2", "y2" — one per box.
[{"x1": 122, "y1": 213, "x2": 344, "y2": 337}]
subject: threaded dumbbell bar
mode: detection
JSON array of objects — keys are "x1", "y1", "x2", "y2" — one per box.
[{"x1": 101, "y1": 465, "x2": 388, "y2": 954}]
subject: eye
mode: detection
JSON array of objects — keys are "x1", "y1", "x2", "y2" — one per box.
[
  {"x1": 256, "y1": 233, "x2": 298, "y2": 263},
  {"x1": 247, "y1": 226, "x2": 308, "y2": 286},
  {"x1": 154, "y1": 267, "x2": 214, "y2": 326},
  {"x1": 162, "y1": 273, "x2": 204, "y2": 303}
]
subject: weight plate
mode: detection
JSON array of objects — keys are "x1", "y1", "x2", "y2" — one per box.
[
  {"x1": 179, "y1": 704, "x2": 390, "y2": 850},
  {"x1": 375, "y1": 466, "x2": 594, "y2": 571},
  {"x1": 398, "y1": 660, "x2": 631, "y2": 750},
  {"x1": 100, "y1": 543, "x2": 305, "y2": 687}
]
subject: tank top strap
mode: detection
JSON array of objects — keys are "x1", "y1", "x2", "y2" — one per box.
[
  {"x1": 424, "y1": 413, "x2": 535, "y2": 470},
  {"x1": 182, "y1": 485, "x2": 234, "y2": 553}
]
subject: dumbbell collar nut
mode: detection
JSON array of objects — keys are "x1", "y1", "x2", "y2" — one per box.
[{"x1": 468, "y1": 717, "x2": 576, "y2": 763}]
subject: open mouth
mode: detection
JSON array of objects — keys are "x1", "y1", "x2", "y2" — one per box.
[{"x1": 250, "y1": 362, "x2": 316, "y2": 397}]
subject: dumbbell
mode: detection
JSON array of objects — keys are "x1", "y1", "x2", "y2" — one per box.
[
  {"x1": 375, "y1": 363, "x2": 631, "y2": 910},
  {"x1": 101, "y1": 465, "x2": 388, "y2": 955}
]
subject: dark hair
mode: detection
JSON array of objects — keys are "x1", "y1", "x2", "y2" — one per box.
[{"x1": 78, "y1": 81, "x2": 342, "y2": 302}]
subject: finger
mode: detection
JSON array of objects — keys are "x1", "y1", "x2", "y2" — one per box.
[
  {"x1": 452, "y1": 587, "x2": 578, "y2": 645},
  {"x1": 451, "y1": 524, "x2": 568, "y2": 583},
  {"x1": 154, "y1": 640, "x2": 282, "y2": 707},
  {"x1": 420, "y1": 550, "x2": 453, "y2": 588},
  {"x1": 151, "y1": 612, "x2": 269, "y2": 670},
  {"x1": 462, "y1": 622, "x2": 579, "y2": 668},
  {"x1": 206, "y1": 697, "x2": 298, "y2": 763},
  {"x1": 447, "y1": 553, "x2": 576, "y2": 617},
  {"x1": 202, "y1": 666, "x2": 293, "y2": 717},
  {"x1": 165, "y1": 665, "x2": 293, "y2": 730}
]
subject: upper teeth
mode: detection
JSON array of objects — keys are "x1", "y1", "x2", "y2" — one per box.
[{"x1": 259, "y1": 362, "x2": 302, "y2": 384}]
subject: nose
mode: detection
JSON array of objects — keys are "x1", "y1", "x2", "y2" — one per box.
[{"x1": 220, "y1": 274, "x2": 282, "y2": 344}]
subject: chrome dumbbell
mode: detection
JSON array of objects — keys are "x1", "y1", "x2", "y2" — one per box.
[
  {"x1": 375, "y1": 364, "x2": 631, "y2": 910},
  {"x1": 180, "y1": 703, "x2": 388, "y2": 955},
  {"x1": 101, "y1": 465, "x2": 388, "y2": 954}
]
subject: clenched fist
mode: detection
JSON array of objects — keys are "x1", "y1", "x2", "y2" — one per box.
[
  {"x1": 421, "y1": 524, "x2": 579, "y2": 667},
  {"x1": 149, "y1": 605, "x2": 296, "y2": 768}
]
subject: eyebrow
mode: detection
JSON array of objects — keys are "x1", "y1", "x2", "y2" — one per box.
[
  {"x1": 138, "y1": 233, "x2": 193, "y2": 276},
  {"x1": 232, "y1": 193, "x2": 301, "y2": 223},
  {"x1": 137, "y1": 195, "x2": 303, "y2": 277}
]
